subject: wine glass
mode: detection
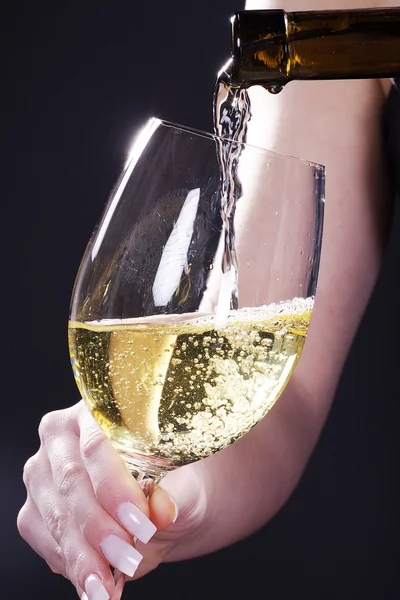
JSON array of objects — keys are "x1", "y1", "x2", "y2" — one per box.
[{"x1": 68, "y1": 117, "x2": 324, "y2": 577}]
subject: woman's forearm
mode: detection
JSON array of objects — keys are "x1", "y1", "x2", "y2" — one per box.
[{"x1": 162, "y1": 71, "x2": 390, "y2": 561}]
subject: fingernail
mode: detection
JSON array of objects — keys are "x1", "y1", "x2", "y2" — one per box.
[
  {"x1": 160, "y1": 487, "x2": 179, "y2": 523},
  {"x1": 84, "y1": 574, "x2": 109, "y2": 600},
  {"x1": 117, "y1": 502, "x2": 157, "y2": 543},
  {"x1": 169, "y1": 493, "x2": 179, "y2": 523},
  {"x1": 46, "y1": 560, "x2": 62, "y2": 575},
  {"x1": 100, "y1": 534, "x2": 142, "y2": 577}
]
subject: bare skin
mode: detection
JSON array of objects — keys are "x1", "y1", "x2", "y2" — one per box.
[{"x1": 17, "y1": 0, "x2": 398, "y2": 598}]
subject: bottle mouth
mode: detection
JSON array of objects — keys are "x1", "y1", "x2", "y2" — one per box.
[{"x1": 229, "y1": 9, "x2": 289, "y2": 89}]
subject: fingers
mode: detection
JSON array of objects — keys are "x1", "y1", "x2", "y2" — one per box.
[
  {"x1": 75, "y1": 405, "x2": 179, "y2": 537},
  {"x1": 110, "y1": 570, "x2": 125, "y2": 600},
  {"x1": 77, "y1": 407, "x2": 158, "y2": 541},
  {"x1": 148, "y1": 486, "x2": 178, "y2": 531},
  {"x1": 17, "y1": 498, "x2": 65, "y2": 575},
  {"x1": 18, "y1": 401, "x2": 180, "y2": 599},
  {"x1": 20, "y1": 447, "x2": 117, "y2": 598}
]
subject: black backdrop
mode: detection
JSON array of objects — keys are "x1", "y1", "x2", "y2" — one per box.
[{"x1": 3, "y1": 1, "x2": 399, "y2": 598}]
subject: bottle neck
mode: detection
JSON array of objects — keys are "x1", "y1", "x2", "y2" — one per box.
[{"x1": 231, "y1": 8, "x2": 400, "y2": 88}]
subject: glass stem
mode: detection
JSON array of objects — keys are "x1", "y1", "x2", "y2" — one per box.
[{"x1": 135, "y1": 470, "x2": 163, "y2": 496}]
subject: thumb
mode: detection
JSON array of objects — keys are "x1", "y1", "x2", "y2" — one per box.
[{"x1": 148, "y1": 486, "x2": 178, "y2": 530}]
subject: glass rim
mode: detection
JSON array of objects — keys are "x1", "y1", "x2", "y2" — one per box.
[{"x1": 155, "y1": 116, "x2": 325, "y2": 172}]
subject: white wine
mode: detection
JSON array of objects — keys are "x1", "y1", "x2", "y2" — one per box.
[{"x1": 69, "y1": 297, "x2": 313, "y2": 469}]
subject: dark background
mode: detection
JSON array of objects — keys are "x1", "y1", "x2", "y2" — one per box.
[{"x1": 3, "y1": 1, "x2": 399, "y2": 598}]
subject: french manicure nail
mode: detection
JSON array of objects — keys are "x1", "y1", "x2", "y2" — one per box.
[
  {"x1": 100, "y1": 534, "x2": 142, "y2": 578},
  {"x1": 117, "y1": 502, "x2": 157, "y2": 543},
  {"x1": 81, "y1": 594, "x2": 88, "y2": 600},
  {"x1": 84, "y1": 574, "x2": 109, "y2": 600}
]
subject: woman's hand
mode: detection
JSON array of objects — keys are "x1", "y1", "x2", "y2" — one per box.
[{"x1": 17, "y1": 400, "x2": 206, "y2": 600}]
